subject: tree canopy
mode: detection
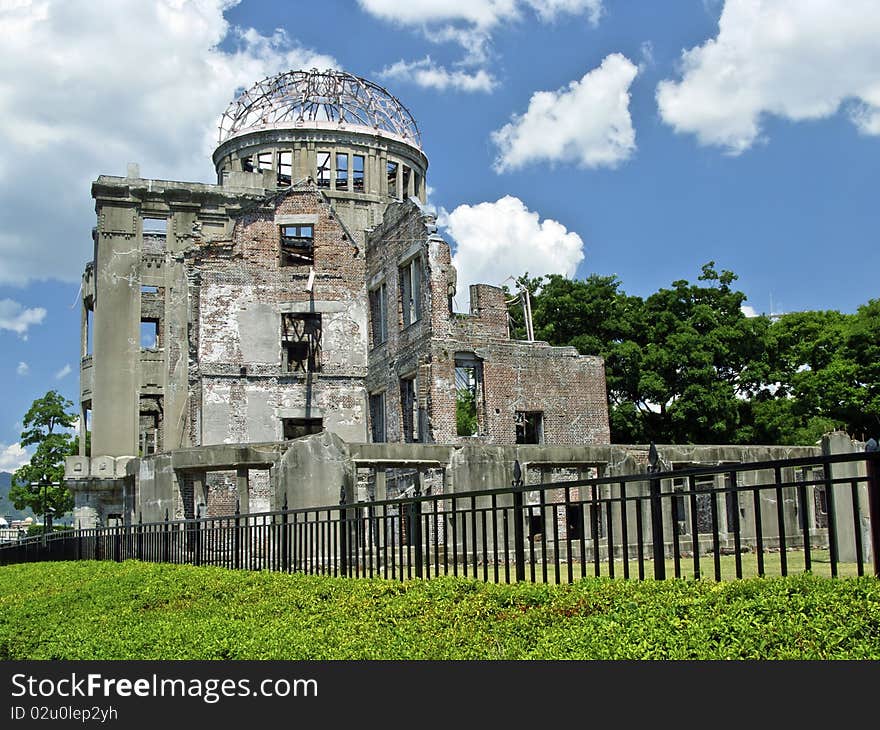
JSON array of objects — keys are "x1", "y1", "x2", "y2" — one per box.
[
  {"x1": 506, "y1": 265, "x2": 879, "y2": 446},
  {"x1": 9, "y1": 390, "x2": 77, "y2": 526}
]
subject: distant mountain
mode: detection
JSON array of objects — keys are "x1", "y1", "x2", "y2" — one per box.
[{"x1": 0, "y1": 472, "x2": 35, "y2": 522}]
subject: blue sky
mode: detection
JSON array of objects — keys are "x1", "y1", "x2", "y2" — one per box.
[{"x1": 1, "y1": 0, "x2": 879, "y2": 470}]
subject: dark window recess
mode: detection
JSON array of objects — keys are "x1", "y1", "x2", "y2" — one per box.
[
  {"x1": 369, "y1": 392, "x2": 386, "y2": 443},
  {"x1": 140, "y1": 318, "x2": 160, "y2": 349},
  {"x1": 352, "y1": 154, "x2": 365, "y2": 192},
  {"x1": 335, "y1": 153, "x2": 348, "y2": 190},
  {"x1": 400, "y1": 376, "x2": 419, "y2": 443},
  {"x1": 566, "y1": 504, "x2": 584, "y2": 539},
  {"x1": 455, "y1": 354, "x2": 482, "y2": 437},
  {"x1": 814, "y1": 483, "x2": 828, "y2": 529},
  {"x1": 386, "y1": 160, "x2": 398, "y2": 196},
  {"x1": 515, "y1": 411, "x2": 543, "y2": 444},
  {"x1": 402, "y1": 165, "x2": 411, "y2": 200},
  {"x1": 279, "y1": 224, "x2": 314, "y2": 266},
  {"x1": 399, "y1": 258, "x2": 422, "y2": 326},
  {"x1": 282, "y1": 313, "x2": 321, "y2": 373},
  {"x1": 369, "y1": 283, "x2": 387, "y2": 346},
  {"x1": 282, "y1": 417, "x2": 323, "y2": 440},
  {"x1": 316, "y1": 151, "x2": 331, "y2": 188},
  {"x1": 241, "y1": 156, "x2": 254, "y2": 172},
  {"x1": 277, "y1": 151, "x2": 292, "y2": 185},
  {"x1": 257, "y1": 152, "x2": 273, "y2": 171},
  {"x1": 528, "y1": 513, "x2": 543, "y2": 541},
  {"x1": 139, "y1": 411, "x2": 159, "y2": 456}
]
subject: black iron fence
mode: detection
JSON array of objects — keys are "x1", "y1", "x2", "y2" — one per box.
[{"x1": 2, "y1": 449, "x2": 879, "y2": 582}]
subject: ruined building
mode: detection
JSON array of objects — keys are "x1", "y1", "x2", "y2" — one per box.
[{"x1": 65, "y1": 69, "x2": 610, "y2": 525}]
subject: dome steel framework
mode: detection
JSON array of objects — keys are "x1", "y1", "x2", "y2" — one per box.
[{"x1": 218, "y1": 69, "x2": 422, "y2": 149}]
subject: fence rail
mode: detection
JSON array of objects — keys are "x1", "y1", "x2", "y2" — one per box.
[{"x1": 3, "y1": 450, "x2": 879, "y2": 582}]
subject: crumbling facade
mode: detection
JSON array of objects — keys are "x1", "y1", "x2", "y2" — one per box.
[{"x1": 66, "y1": 69, "x2": 610, "y2": 526}]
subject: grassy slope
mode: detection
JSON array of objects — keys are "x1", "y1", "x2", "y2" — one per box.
[{"x1": 0, "y1": 561, "x2": 878, "y2": 660}]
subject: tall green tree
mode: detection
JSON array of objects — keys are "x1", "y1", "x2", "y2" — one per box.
[{"x1": 9, "y1": 390, "x2": 77, "y2": 528}]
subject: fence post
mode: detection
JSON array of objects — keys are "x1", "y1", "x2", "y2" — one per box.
[
  {"x1": 866, "y1": 439, "x2": 880, "y2": 578},
  {"x1": 512, "y1": 460, "x2": 526, "y2": 582},
  {"x1": 648, "y1": 442, "x2": 666, "y2": 580},
  {"x1": 281, "y1": 493, "x2": 290, "y2": 573},
  {"x1": 234, "y1": 498, "x2": 241, "y2": 571},
  {"x1": 339, "y1": 486, "x2": 348, "y2": 578},
  {"x1": 162, "y1": 509, "x2": 170, "y2": 563},
  {"x1": 95, "y1": 518, "x2": 103, "y2": 562},
  {"x1": 413, "y1": 476, "x2": 423, "y2": 579},
  {"x1": 194, "y1": 503, "x2": 203, "y2": 567},
  {"x1": 137, "y1": 512, "x2": 144, "y2": 561}
]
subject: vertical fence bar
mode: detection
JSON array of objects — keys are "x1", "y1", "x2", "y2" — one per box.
[
  {"x1": 752, "y1": 479, "x2": 765, "y2": 577},
  {"x1": 538, "y1": 489, "x2": 548, "y2": 584},
  {"x1": 564, "y1": 486, "x2": 574, "y2": 584},
  {"x1": 281, "y1": 496, "x2": 290, "y2": 574},
  {"x1": 797, "y1": 476, "x2": 811, "y2": 574},
  {"x1": 470, "y1": 496, "x2": 478, "y2": 579},
  {"x1": 162, "y1": 510, "x2": 170, "y2": 564},
  {"x1": 823, "y1": 461, "x2": 839, "y2": 578},
  {"x1": 730, "y1": 471, "x2": 743, "y2": 580},
  {"x1": 338, "y1": 487, "x2": 348, "y2": 579},
  {"x1": 689, "y1": 475, "x2": 700, "y2": 581},
  {"x1": 513, "y1": 462, "x2": 525, "y2": 582},
  {"x1": 620, "y1": 482, "x2": 629, "y2": 580},
  {"x1": 591, "y1": 484, "x2": 600, "y2": 577},
  {"x1": 775, "y1": 466, "x2": 788, "y2": 577},
  {"x1": 648, "y1": 443, "x2": 665, "y2": 581},
  {"x1": 552, "y1": 502, "x2": 561, "y2": 584},
  {"x1": 671, "y1": 487, "x2": 681, "y2": 579},
  {"x1": 710, "y1": 486, "x2": 721, "y2": 581},
  {"x1": 635, "y1": 491, "x2": 645, "y2": 581},
  {"x1": 451, "y1": 496, "x2": 458, "y2": 578},
  {"x1": 491, "y1": 494, "x2": 499, "y2": 584},
  {"x1": 605, "y1": 497, "x2": 614, "y2": 580},
  {"x1": 865, "y1": 442, "x2": 880, "y2": 578},
  {"x1": 851, "y1": 479, "x2": 865, "y2": 577},
  {"x1": 414, "y1": 481, "x2": 424, "y2": 580}
]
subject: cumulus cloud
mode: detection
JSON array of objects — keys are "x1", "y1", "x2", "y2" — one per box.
[
  {"x1": 443, "y1": 196, "x2": 584, "y2": 311},
  {"x1": 379, "y1": 57, "x2": 497, "y2": 93},
  {"x1": 492, "y1": 53, "x2": 638, "y2": 171},
  {"x1": 16, "y1": 362, "x2": 29, "y2": 376},
  {"x1": 54, "y1": 364, "x2": 72, "y2": 380},
  {"x1": 359, "y1": 0, "x2": 603, "y2": 92},
  {"x1": 741, "y1": 305, "x2": 758, "y2": 318},
  {"x1": 656, "y1": 0, "x2": 880, "y2": 153},
  {"x1": 0, "y1": 0, "x2": 337, "y2": 285},
  {"x1": 0, "y1": 442, "x2": 29, "y2": 472},
  {"x1": 0, "y1": 299, "x2": 46, "y2": 337}
]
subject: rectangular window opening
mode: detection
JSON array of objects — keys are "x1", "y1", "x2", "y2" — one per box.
[
  {"x1": 139, "y1": 411, "x2": 160, "y2": 456},
  {"x1": 282, "y1": 417, "x2": 323, "y2": 440},
  {"x1": 369, "y1": 392, "x2": 386, "y2": 443},
  {"x1": 277, "y1": 151, "x2": 292, "y2": 186},
  {"x1": 279, "y1": 224, "x2": 314, "y2": 266},
  {"x1": 566, "y1": 504, "x2": 584, "y2": 540},
  {"x1": 368, "y1": 282, "x2": 387, "y2": 347},
  {"x1": 399, "y1": 258, "x2": 422, "y2": 326},
  {"x1": 400, "y1": 376, "x2": 420, "y2": 443},
  {"x1": 386, "y1": 160, "x2": 398, "y2": 197},
  {"x1": 241, "y1": 156, "x2": 254, "y2": 172},
  {"x1": 402, "y1": 165, "x2": 411, "y2": 200},
  {"x1": 140, "y1": 318, "x2": 160, "y2": 350},
  {"x1": 515, "y1": 411, "x2": 543, "y2": 445},
  {"x1": 281, "y1": 313, "x2": 321, "y2": 373},
  {"x1": 454, "y1": 355, "x2": 483, "y2": 437},
  {"x1": 316, "y1": 151, "x2": 331, "y2": 188},
  {"x1": 257, "y1": 152, "x2": 273, "y2": 171},
  {"x1": 335, "y1": 153, "x2": 349, "y2": 190},
  {"x1": 352, "y1": 154, "x2": 365, "y2": 192}
]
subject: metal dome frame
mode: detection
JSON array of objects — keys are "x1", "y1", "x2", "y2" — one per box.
[{"x1": 218, "y1": 69, "x2": 422, "y2": 149}]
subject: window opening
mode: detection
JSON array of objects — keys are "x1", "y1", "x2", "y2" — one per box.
[
  {"x1": 352, "y1": 154, "x2": 365, "y2": 192},
  {"x1": 241, "y1": 156, "x2": 254, "y2": 172},
  {"x1": 142, "y1": 218, "x2": 167, "y2": 234},
  {"x1": 281, "y1": 313, "x2": 321, "y2": 373},
  {"x1": 141, "y1": 285, "x2": 158, "y2": 294},
  {"x1": 369, "y1": 283, "x2": 387, "y2": 346},
  {"x1": 335, "y1": 153, "x2": 348, "y2": 190},
  {"x1": 386, "y1": 160, "x2": 398, "y2": 197},
  {"x1": 566, "y1": 504, "x2": 584, "y2": 540},
  {"x1": 400, "y1": 376, "x2": 419, "y2": 443},
  {"x1": 279, "y1": 224, "x2": 314, "y2": 266},
  {"x1": 140, "y1": 319, "x2": 160, "y2": 349},
  {"x1": 402, "y1": 165, "x2": 411, "y2": 200},
  {"x1": 257, "y1": 152, "x2": 273, "y2": 171},
  {"x1": 399, "y1": 258, "x2": 422, "y2": 326},
  {"x1": 454, "y1": 354, "x2": 483, "y2": 437},
  {"x1": 369, "y1": 392, "x2": 386, "y2": 443},
  {"x1": 316, "y1": 151, "x2": 331, "y2": 188},
  {"x1": 282, "y1": 417, "x2": 323, "y2": 440},
  {"x1": 515, "y1": 411, "x2": 543, "y2": 444},
  {"x1": 277, "y1": 151, "x2": 292, "y2": 185}
]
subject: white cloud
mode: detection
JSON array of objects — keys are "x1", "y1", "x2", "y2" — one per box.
[
  {"x1": 16, "y1": 362, "x2": 29, "y2": 376},
  {"x1": 0, "y1": 299, "x2": 46, "y2": 337},
  {"x1": 54, "y1": 364, "x2": 72, "y2": 380},
  {"x1": 379, "y1": 57, "x2": 497, "y2": 93},
  {"x1": 492, "y1": 53, "x2": 638, "y2": 171},
  {"x1": 656, "y1": 0, "x2": 880, "y2": 153},
  {"x1": 0, "y1": 0, "x2": 337, "y2": 285},
  {"x1": 741, "y1": 305, "x2": 758, "y2": 318},
  {"x1": 358, "y1": 0, "x2": 602, "y2": 28},
  {"x1": 444, "y1": 195, "x2": 584, "y2": 311},
  {"x1": 0, "y1": 442, "x2": 29, "y2": 472}
]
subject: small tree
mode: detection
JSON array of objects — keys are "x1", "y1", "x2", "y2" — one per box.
[{"x1": 9, "y1": 390, "x2": 77, "y2": 530}]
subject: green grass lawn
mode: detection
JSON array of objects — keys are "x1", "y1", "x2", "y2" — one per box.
[{"x1": 1, "y1": 560, "x2": 878, "y2": 660}]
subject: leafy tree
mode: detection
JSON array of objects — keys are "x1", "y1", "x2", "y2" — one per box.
[
  {"x1": 9, "y1": 391, "x2": 77, "y2": 529},
  {"x1": 456, "y1": 388, "x2": 479, "y2": 437}
]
